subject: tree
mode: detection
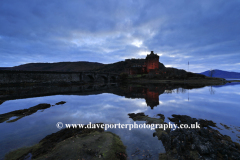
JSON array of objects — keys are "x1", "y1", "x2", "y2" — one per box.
[{"x1": 209, "y1": 69, "x2": 215, "y2": 77}]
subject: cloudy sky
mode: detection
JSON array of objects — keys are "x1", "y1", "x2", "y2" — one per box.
[{"x1": 0, "y1": 0, "x2": 240, "y2": 73}]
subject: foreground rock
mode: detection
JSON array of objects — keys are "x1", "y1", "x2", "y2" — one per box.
[
  {"x1": 128, "y1": 113, "x2": 240, "y2": 160},
  {"x1": 54, "y1": 101, "x2": 66, "y2": 105},
  {"x1": 0, "y1": 103, "x2": 51, "y2": 123},
  {"x1": 0, "y1": 101, "x2": 66, "y2": 123},
  {"x1": 5, "y1": 124, "x2": 126, "y2": 160}
]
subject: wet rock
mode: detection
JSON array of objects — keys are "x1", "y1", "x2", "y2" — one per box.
[
  {"x1": 128, "y1": 113, "x2": 163, "y2": 124},
  {"x1": 168, "y1": 117, "x2": 179, "y2": 124},
  {"x1": 5, "y1": 123, "x2": 127, "y2": 160},
  {"x1": 220, "y1": 123, "x2": 232, "y2": 130},
  {"x1": 128, "y1": 112, "x2": 145, "y2": 119},
  {"x1": 129, "y1": 113, "x2": 240, "y2": 159},
  {"x1": 0, "y1": 103, "x2": 51, "y2": 123},
  {"x1": 157, "y1": 113, "x2": 165, "y2": 120},
  {"x1": 23, "y1": 153, "x2": 32, "y2": 160},
  {"x1": 196, "y1": 142, "x2": 214, "y2": 154},
  {"x1": 191, "y1": 144, "x2": 196, "y2": 150},
  {"x1": 55, "y1": 101, "x2": 66, "y2": 105}
]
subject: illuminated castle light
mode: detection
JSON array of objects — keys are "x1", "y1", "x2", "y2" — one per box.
[{"x1": 129, "y1": 51, "x2": 160, "y2": 75}]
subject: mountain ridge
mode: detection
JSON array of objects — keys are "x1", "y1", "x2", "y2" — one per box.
[{"x1": 200, "y1": 69, "x2": 240, "y2": 79}]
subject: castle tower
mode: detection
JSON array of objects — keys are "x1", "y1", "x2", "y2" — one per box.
[{"x1": 146, "y1": 51, "x2": 159, "y2": 73}]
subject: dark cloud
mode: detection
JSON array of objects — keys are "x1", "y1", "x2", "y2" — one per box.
[{"x1": 0, "y1": 0, "x2": 240, "y2": 72}]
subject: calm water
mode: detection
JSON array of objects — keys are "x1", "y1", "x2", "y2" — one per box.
[{"x1": 0, "y1": 83, "x2": 240, "y2": 159}]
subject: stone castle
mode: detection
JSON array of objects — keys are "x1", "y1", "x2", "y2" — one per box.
[{"x1": 128, "y1": 51, "x2": 160, "y2": 75}]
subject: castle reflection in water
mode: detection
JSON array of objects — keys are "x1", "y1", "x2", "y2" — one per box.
[
  {"x1": 126, "y1": 85, "x2": 187, "y2": 109},
  {"x1": 127, "y1": 85, "x2": 162, "y2": 109}
]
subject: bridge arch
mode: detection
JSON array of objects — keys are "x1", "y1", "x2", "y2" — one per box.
[
  {"x1": 95, "y1": 74, "x2": 108, "y2": 83},
  {"x1": 80, "y1": 72, "x2": 118, "y2": 83},
  {"x1": 109, "y1": 75, "x2": 117, "y2": 82},
  {"x1": 83, "y1": 73, "x2": 95, "y2": 82}
]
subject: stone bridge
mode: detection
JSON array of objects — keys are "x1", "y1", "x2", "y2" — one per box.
[
  {"x1": 0, "y1": 70, "x2": 119, "y2": 84},
  {"x1": 80, "y1": 72, "x2": 119, "y2": 82}
]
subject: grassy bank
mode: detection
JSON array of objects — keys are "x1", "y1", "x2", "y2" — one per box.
[{"x1": 127, "y1": 76, "x2": 227, "y2": 85}]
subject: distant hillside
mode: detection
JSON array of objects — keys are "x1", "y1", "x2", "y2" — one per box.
[
  {"x1": 4, "y1": 59, "x2": 165, "y2": 74},
  {"x1": 0, "y1": 67, "x2": 11, "y2": 70},
  {"x1": 200, "y1": 69, "x2": 240, "y2": 79},
  {"x1": 8, "y1": 62, "x2": 105, "y2": 72}
]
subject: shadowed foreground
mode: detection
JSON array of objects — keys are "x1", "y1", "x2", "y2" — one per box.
[
  {"x1": 5, "y1": 124, "x2": 126, "y2": 160},
  {"x1": 128, "y1": 113, "x2": 240, "y2": 159}
]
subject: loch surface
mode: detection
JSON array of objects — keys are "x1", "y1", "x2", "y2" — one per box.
[{"x1": 0, "y1": 83, "x2": 240, "y2": 159}]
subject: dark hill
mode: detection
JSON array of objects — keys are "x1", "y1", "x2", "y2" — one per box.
[
  {"x1": 9, "y1": 62, "x2": 105, "y2": 72},
  {"x1": 200, "y1": 69, "x2": 240, "y2": 79},
  {"x1": 0, "y1": 67, "x2": 11, "y2": 70},
  {"x1": 5, "y1": 59, "x2": 165, "y2": 74}
]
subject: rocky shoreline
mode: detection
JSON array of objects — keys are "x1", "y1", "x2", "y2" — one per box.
[
  {"x1": 0, "y1": 102, "x2": 66, "y2": 123},
  {"x1": 4, "y1": 111, "x2": 240, "y2": 160},
  {"x1": 128, "y1": 113, "x2": 240, "y2": 160},
  {"x1": 5, "y1": 124, "x2": 127, "y2": 160}
]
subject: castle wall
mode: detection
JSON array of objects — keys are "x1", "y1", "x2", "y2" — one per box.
[
  {"x1": 129, "y1": 67, "x2": 143, "y2": 75},
  {"x1": 146, "y1": 57, "x2": 159, "y2": 72},
  {"x1": 128, "y1": 51, "x2": 160, "y2": 75}
]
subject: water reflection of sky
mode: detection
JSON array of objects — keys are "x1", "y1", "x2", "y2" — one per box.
[{"x1": 0, "y1": 83, "x2": 240, "y2": 159}]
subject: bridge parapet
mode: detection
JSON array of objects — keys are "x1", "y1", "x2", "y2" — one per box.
[{"x1": 0, "y1": 71, "x2": 118, "y2": 84}]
